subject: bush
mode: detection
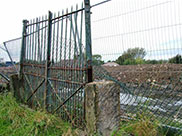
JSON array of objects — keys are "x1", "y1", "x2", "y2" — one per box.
[
  {"x1": 169, "y1": 54, "x2": 182, "y2": 64},
  {"x1": 123, "y1": 59, "x2": 136, "y2": 65},
  {"x1": 116, "y1": 47, "x2": 146, "y2": 65},
  {"x1": 135, "y1": 58, "x2": 145, "y2": 64}
]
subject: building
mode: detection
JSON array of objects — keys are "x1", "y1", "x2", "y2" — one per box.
[
  {"x1": 5, "y1": 61, "x2": 15, "y2": 67},
  {"x1": 102, "y1": 62, "x2": 119, "y2": 67}
]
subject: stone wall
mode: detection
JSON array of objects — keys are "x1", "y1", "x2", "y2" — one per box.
[{"x1": 85, "y1": 81, "x2": 120, "y2": 136}]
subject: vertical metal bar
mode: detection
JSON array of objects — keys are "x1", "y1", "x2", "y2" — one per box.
[
  {"x1": 32, "y1": 19, "x2": 35, "y2": 61},
  {"x1": 84, "y1": 0, "x2": 93, "y2": 83},
  {"x1": 60, "y1": 10, "x2": 64, "y2": 66},
  {"x1": 64, "y1": 9, "x2": 68, "y2": 79},
  {"x1": 29, "y1": 20, "x2": 32, "y2": 60},
  {"x1": 84, "y1": 0, "x2": 92, "y2": 125},
  {"x1": 20, "y1": 20, "x2": 28, "y2": 77},
  {"x1": 80, "y1": 3, "x2": 83, "y2": 68},
  {"x1": 73, "y1": 6, "x2": 77, "y2": 123},
  {"x1": 52, "y1": 13, "x2": 56, "y2": 63},
  {"x1": 43, "y1": 15, "x2": 47, "y2": 62},
  {"x1": 80, "y1": 3, "x2": 84, "y2": 121},
  {"x1": 64, "y1": 8, "x2": 68, "y2": 120},
  {"x1": 3, "y1": 42, "x2": 19, "y2": 74},
  {"x1": 37, "y1": 17, "x2": 41, "y2": 62},
  {"x1": 35, "y1": 18, "x2": 38, "y2": 61},
  {"x1": 75, "y1": 4, "x2": 79, "y2": 125},
  {"x1": 26, "y1": 25, "x2": 29, "y2": 60},
  {"x1": 41, "y1": 16, "x2": 44, "y2": 63},
  {"x1": 44, "y1": 11, "x2": 53, "y2": 110},
  {"x1": 56, "y1": 12, "x2": 60, "y2": 64},
  {"x1": 69, "y1": 6, "x2": 73, "y2": 118}
]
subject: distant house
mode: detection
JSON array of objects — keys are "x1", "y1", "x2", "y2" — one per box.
[
  {"x1": 102, "y1": 62, "x2": 119, "y2": 67},
  {"x1": 5, "y1": 61, "x2": 15, "y2": 67}
]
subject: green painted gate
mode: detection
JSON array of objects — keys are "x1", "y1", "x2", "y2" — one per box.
[{"x1": 19, "y1": 0, "x2": 92, "y2": 127}]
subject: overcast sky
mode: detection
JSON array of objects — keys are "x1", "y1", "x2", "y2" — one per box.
[
  {"x1": 0, "y1": 0, "x2": 182, "y2": 62},
  {"x1": 0, "y1": 0, "x2": 102, "y2": 43}
]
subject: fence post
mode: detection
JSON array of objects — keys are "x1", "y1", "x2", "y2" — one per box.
[
  {"x1": 84, "y1": 0, "x2": 93, "y2": 83},
  {"x1": 20, "y1": 20, "x2": 28, "y2": 77},
  {"x1": 44, "y1": 11, "x2": 53, "y2": 110},
  {"x1": 85, "y1": 81, "x2": 120, "y2": 135}
]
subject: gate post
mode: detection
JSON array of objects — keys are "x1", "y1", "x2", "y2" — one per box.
[
  {"x1": 44, "y1": 11, "x2": 53, "y2": 110},
  {"x1": 20, "y1": 20, "x2": 28, "y2": 77},
  {"x1": 84, "y1": 0, "x2": 93, "y2": 83},
  {"x1": 85, "y1": 81, "x2": 120, "y2": 135}
]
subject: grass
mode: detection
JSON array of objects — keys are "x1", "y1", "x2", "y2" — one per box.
[
  {"x1": 1, "y1": 90, "x2": 182, "y2": 136},
  {"x1": 0, "y1": 92, "x2": 80, "y2": 136},
  {"x1": 112, "y1": 112, "x2": 182, "y2": 136}
]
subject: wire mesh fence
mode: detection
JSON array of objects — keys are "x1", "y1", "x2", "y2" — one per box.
[
  {"x1": 0, "y1": 38, "x2": 21, "y2": 84},
  {"x1": 0, "y1": 0, "x2": 182, "y2": 133},
  {"x1": 91, "y1": 0, "x2": 182, "y2": 133}
]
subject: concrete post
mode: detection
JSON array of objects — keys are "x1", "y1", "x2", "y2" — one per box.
[
  {"x1": 85, "y1": 81, "x2": 120, "y2": 136},
  {"x1": 9, "y1": 74, "x2": 24, "y2": 102}
]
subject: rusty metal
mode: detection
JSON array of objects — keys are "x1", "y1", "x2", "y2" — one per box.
[
  {"x1": 48, "y1": 79, "x2": 75, "y2": 126},
  {"x1": 19, "y1": 1, "x2": 92, "y2": 127},
  {"x1": 53, "y1": 85, "x2": 84, "y2": 114},
  {"x1": 44, "y1": 11, "x2": 53, "y2": 110},
  {"x1": 23, "y1": 72, "x2": 44, "y2": 78},
  {"x1": 26, "y1": 79, "x2": 45, "y2": 102}
]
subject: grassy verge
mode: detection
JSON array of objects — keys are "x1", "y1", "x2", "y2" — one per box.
[
  {"x1": 112, "y1": 112, "x2": 182, "y2": 136},
  {"x1": 1, "y1": 91, "x2": 181, "y2": 136},
  {"x1": 0, "y1": 92, "x2": 79, "y2": 136}
]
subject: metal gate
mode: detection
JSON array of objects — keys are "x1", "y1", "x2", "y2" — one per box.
[{"x1": 19, "y1": 0, "x2": 92, "y2": 127}]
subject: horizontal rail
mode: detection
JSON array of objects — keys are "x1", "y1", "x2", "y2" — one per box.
[
  {"x1": 22, "y1": 63, "x2": 45, "y2": 68},
  {"x1": 22, "y1": 63, "x2": 87, "y2": 71},
  {"x1": 48, "y1": 77, "x2": 84, "y2": 85},
  {"x1": 50, "y1": 66, "x2": 87, "y2": 71},
  {"x1": 91, "y1": 0, "x2": 111, "y2": 8},
  {"x1": 24, "y1": 72, "x2": 84, "y2": 85},
  {"x1": 24, "y1": 72, "x2": 45, "y2": 78},
  {"x1": 25, "y1": 26, "x2": 48, "y2": 37},
  {"x1": 4, "y1": 37, "x2": 22, "y2": 43},
  {"x1": 26, "y1": 19, "x2": 48, "y2": 27},
  {"x1": 52, "y1": 8, "x2": 85, "y2": 21}
]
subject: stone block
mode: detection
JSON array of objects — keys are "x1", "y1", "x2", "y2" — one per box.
[{"x1": 85, "y1": 81, "x2": 120, "y2": 136}]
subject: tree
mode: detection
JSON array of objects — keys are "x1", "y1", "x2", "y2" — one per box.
[
  {"x1": 169, "y1": 54, "x2": 182, "y2": 64},
  {"x1": 116, "y1": 47, "x2": 146, "y2": 65},
  {"x1": 92, "y1": 54, "x2": 104, "y2": 66}
]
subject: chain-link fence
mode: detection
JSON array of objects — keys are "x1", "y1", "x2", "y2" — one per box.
[{"x1": 91, "y1": 0, "x2": 182, "y2": 133}]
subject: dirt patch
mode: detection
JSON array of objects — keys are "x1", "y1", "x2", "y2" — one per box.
[
  {"x1": 93, "y1": 64, "x2": 182, "y2": 93},
  {"x1": 103, "y1": 64, "x2": 182, "y2": 84}
]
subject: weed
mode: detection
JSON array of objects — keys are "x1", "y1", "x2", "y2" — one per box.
[{"x1": 112, "y1": 112, "x2": 167, "y2": 136}]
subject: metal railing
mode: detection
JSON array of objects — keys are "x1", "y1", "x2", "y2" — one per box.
[{"x1": 0, "y1": 0, "x2": 182, "y2": 133}]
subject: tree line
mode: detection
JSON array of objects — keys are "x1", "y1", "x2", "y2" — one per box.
[{"x1": 92, "y1": 47, "x2": 182, "y2": 65}]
